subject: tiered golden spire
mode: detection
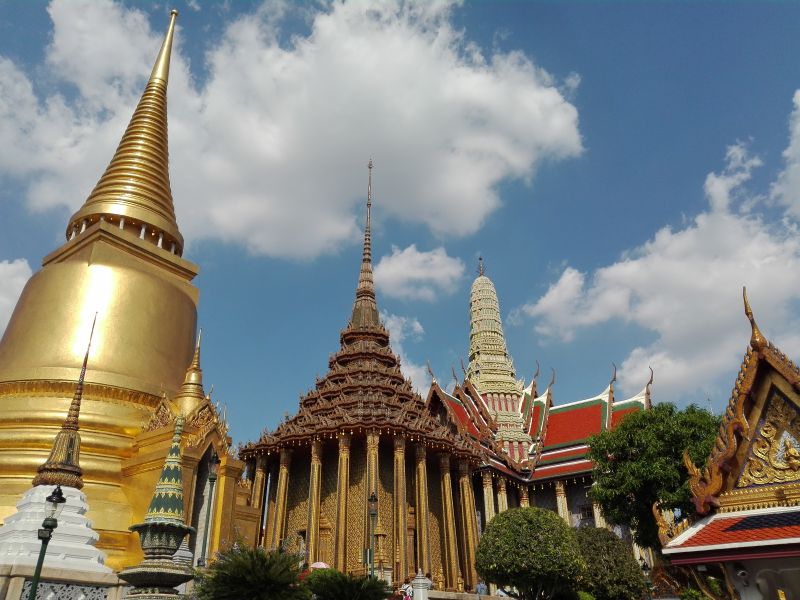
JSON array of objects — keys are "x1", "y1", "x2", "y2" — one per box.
[
  {"x1": 173, "y1": 330, "x2": 206, "y2": 416},
  {"x1": 67, "y1": 10, "x2": 183, "y2": 254},
  {"x1": 351, "y1": 159, "x2": 380, "y2": 328},
  {"x1": 33, "y1": 314, "x2": 97, "y2": 490},
  {"x1": 466, "y1": 257, "x2": 522, "y2": 395}
]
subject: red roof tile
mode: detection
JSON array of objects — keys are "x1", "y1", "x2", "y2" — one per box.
[
  {"x1": 611, "y1": 405, "x2": 640, "y2": 427},
  {"x1": 668, "y1": 509, "x2": 800, "y2": 551},
  {"x1": 531, "y1": 459, "x2": 593, "y2": 480},
  {"x1": 544, "y1": 403, "x2": 603, "y2": 448}
]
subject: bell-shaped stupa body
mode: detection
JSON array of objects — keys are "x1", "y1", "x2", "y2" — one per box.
[{"x1": 0, "y1": 10, "x2": 198, "y2": 569}]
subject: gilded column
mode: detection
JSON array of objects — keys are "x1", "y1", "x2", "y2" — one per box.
[
  {"x1": 519, "y1": 484, "x2": 530, "y2": 508},
  {"x1": 439, "y1": 453, "x2": 460, "y2": 590},
  {"x1": 270, "y1": 448, "x2": 292, "y2": 548},
  {"x1": 393, "y1": 436, "x2": 408, "y2": 581},
  {"x1": 365, "y1": 430, "x2": 380, "y2": 561},
  {"x1": 263, "y1": 460, "x2": 278, "y2": 548},
  {"x1": 592, "y1": 501, "x2": 608, "y2": 528},
  {"x1": 481, "y1": 471, "x2": 495, "y2": 525},
  {"x1": 251, "y1": 455, "x2": 267, "y2": 510},
  {"x1": 555, "y1": 480, "x2": 570, "y2": 525},
  {"x1": 414, "y1": 444, "x2": 431, "y2": 575},
  {"x1": 334, "y1": 433, "x2": 351, "y2": 571},
  {"x1": 306, "y1": 439, "x2": 323, "y2": 563},
  {"x1": 497, "y1": 477, "x2": 508, "y2": 513},
  {"x1": 458, "y1": 459, "x2": 478, "y2": 590}
]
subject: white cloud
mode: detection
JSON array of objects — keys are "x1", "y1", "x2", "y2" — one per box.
[
  {"x1": 517, "y1": 132, "x2": 800, "y2": 403},
  {"x1": 0, "y1": 259, "x2": 33, "y2": 334},
  {"x1": 772, "y1": 90, "x2": 800, "y2": 216},
  {"x1": 381, "y1": 311, "x2": 430, "y2": 394},
  {"x1": 0, "y1": 0, "x2": 582, "y2": 259},
  {"x1": 374, "y1": 244, "x2": 464, "y2": 301}
]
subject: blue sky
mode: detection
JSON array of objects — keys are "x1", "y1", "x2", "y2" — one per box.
[{"x1": 2, "y1": 0, "x2": 800, "y2": 445}]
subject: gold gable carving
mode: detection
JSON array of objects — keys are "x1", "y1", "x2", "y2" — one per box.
[{"x1": 738, "y1": 392, "x2": 800, "y2": 487}]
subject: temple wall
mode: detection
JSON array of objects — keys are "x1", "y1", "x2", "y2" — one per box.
[
  {"x1": 426, "y1": 455, "x2": 444, "y2": 582},
  {"x1": 319, "y1": 441, "x2": 338, "y2": 565},
  {"x1": 284, "y1": 448, "x2": 310, "y2": 554},
  {"x1": 347, "y1": 438, "x2": 367, "y2": 573}
]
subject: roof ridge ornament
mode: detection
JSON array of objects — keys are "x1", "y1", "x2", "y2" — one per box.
[
  {"x1": 610, "y1": 362, "x2": 617, "y2": 386},
  {"x1": 548, "y1": 368, "x2": 556, "y2": 389},
  {"x1": 743, "y1": 287, "x2": 767, "y2": 352}
]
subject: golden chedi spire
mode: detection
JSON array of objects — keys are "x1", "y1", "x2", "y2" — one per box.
[
  {"x1": 173, "y1": 330, "x2": 206, "y2": 416},
  {"x1": 466, "y1": 258, "x2": 523, "y2": 396},
  {"x1": 67, "y1": 9, "x2": 183, "y2": 255},
  {"x1": 33, "y1": 314, "x2": 97, "y2": 490},
  {"x1": 351, "y1": 159, "x2": 380, "y2": 329},
  {"x1": 0, "y1": 10, "x2": 200, "y2": 570}
]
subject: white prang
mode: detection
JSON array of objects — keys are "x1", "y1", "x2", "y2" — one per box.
[{"x1": 0, "y1": 485, "x2": 110, "y2": 572}]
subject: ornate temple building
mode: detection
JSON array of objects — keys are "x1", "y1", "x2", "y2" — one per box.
[
  {"x1": 431, "y1": 261, "x2": 652, "y2": 539},
  {"x1": 0, "y1": 11, "x2": 255, "y2": 571},
  {"x1": 240, "y1": 165, "x2": 485, "y2": 592},
  {"x1": 240, "y1": 173, "x2": 653, "y2": 592},
  {"x1": 660, "y1": 291, "x2": 800, "y2": 599}
]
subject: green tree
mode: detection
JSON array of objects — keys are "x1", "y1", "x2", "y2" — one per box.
[
  {"x1": 304, "y1": 569, "x2": 392, "y2": 600},
  {"x1": 193, "y1": 546, "x2": 309, "y2": 600},
  {"x1": 587, "y1": 403, "x2": 719, "y2": 549},
  {"x1": 574, "y1": 527, "x2": 646, "y2": 600},
  {"x1": 475, "y1": 507, "x2": 585, "y2": 600}
]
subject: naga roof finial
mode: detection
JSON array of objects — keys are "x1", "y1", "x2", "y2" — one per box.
[
  {"x1": 610, "y1": 362, "x2": 617, "y2": 386},
  {"x1": 533, "y1": 360, "x2": 540, "y2": 381},
  {"x1": 548, "y1": 368, "x2": 556, "y2": 389},
  {"x1": 426, "y1": 361, "x2": 437, "y2": 385},
  {"x1": 743, "y1": 287, "x2": 766, "y2": 351}
]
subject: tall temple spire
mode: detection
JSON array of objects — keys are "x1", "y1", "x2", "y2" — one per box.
[
  {"x1": 351, "y1": 159, "x2": 380, "y2": 329},
  {"x1": 173, "y1": 329, "x2": 206, "y2": 416},
  {"x1": 33, "y1": 314, "x2": 98, "y2": 490},
  {"x1": 67, "y1": 9, "x2": 184, "y2": 255},
  {"x1": 466, "y1": 262, "x2": 522, "y2": 396}
]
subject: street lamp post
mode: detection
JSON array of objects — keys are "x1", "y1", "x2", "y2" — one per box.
[
  {"x1": 29, "y1": 485, "x2": 66, "y2": 600},
  {"x1": 368, "y1": 492, "x2": 378, "y2": 579},
  {"x1": 197, "y1": 450, "x2": 221, "y2": 567},
  {"x1": 640, "y1": 556, "x2": 652, "y2": 600}
]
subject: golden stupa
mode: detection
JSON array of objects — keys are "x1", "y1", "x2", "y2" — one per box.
[{"x1": 0, "y1": 11, "x2": 255, "y2": 569}]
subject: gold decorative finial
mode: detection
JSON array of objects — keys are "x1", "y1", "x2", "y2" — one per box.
[
  {"x1": 451, "y1": 364, "x2": 459, "y2": 384},
  {"x1": 151, "y1": 10, "x2": 178, "y2": 82},
  {"x1": 460, "y1": 358, "x2": 467, "y2": 378},
  {"x1": 743, "y1": 287, "x2": 766, "y2": 351},
  {"x1": 191, "y1": 328, "x2": 202, "y2": 369},
  {"x1": 647, "y1": 366, "x2": 654, "y2": 389},
  {"x1": 67, "y1": 9, "x2": 183, "y2": 254},
  {"x1": 610, "y1": 362, "x2": 617, "y2": 386},
  {"x1": 548, "y1": 368, "x2": 556, "y2": 389},
  {"x1": 533, "y1": 360, "x2": 540, "y2": 381},
  {"x1": 478, "y1": 256, "x2": 485, "y2": 277},
  {"x1": 33, "y1": 313, "x2": 98, "y2": 489}
]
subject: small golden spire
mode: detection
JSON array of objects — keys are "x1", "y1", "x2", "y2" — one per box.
[
  {"x1": 743, "y1": 287, "x2": 766, "y2": 351},
  {"x1": 33, "y1": 313, "x2": 98, "y2": 489},
  {"x1": 478, "y1": 256, "x2": 485, "y2": 277},
  {"x1": 67, "y1": 9, "x2": 183, "y2": 254},
  {"x1": 173, "y1": 329, "x2": 206, "y2": 416}
]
